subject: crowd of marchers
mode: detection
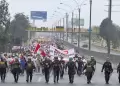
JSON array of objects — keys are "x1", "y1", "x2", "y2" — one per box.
[{"x1": 0, "y1": 53, "x2": 120, "y2": 84}]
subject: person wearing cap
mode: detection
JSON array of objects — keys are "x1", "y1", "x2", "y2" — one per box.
[
  {"x1": 83, "y1": 60, "x2": 95, "y2": 84},
  {"x1": 66, "y1": 58, "x2": 77, "y2": 84},
  {"x1": 101, "y1": 57, "x2": 113, "y2": 84},
  {"x1": 25, "y1": 58, "x2": 35, "y2": 83},
  {"x1": 90, "y1": 56, "x2": 96, "y2": 69},
  {"x1": 52, "y1": 57, "x2": 60, "y2": 83}
]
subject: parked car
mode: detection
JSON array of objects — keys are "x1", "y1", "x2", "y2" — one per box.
[{"x1": 82, "y1": 44, "x2": 88, "y2": 48}]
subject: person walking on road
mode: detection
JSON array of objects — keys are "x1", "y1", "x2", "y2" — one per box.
[
  {"x1": 11, "y1": 58, "x2": 21, "y2": 83},
  {"x1": 90, "y1": 56, "x2": 96, "y2": 70},
  {"x1": 25, "y1": 58, "x2": 35, "y2": 83},
  {"x1": 117, "y1": 62, "x2": 120, "y2": 83},
  {"x1": 52, "y1": 57, "x2": 60, "y2": 83},
  {"x1": 59, "y1": 56, "x2": 65, "y2": 79},
  {"x1": 101, "y1": 57, "x2": 113, "y2": 84},
  {"x1": 83, "y1": 60, "x2": 95, "y2": 84},
  {"x1": 66, "y1": 58, "x2": 77, "y2": 84},
  {"x1": 0, "y1": 58, "x2": 8, "y2": 83},
  {"x1": 42, "y1": 57, "x2": 51, "y2": 83},
  {"x1": 76, "y1": 57, "x2": 84, "y2": 76}
]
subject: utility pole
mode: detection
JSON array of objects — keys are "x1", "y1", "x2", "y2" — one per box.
[
  {"x1": 66, "y1": 13, "x2": 68, "y2": 41},
  {"x1": 88, "y1": 0, "x2": 92, "y2": 51},
  {"x1": 78, "y1": 8, "x2": 81, "y2": 48},
  {"x1": 63, "y1": 18, "x2": 65, "y2": 42},
  {"x1": 60, "y1": 19, "x2": 62, "y2": 40},
  {"x1": 71, "y1": 12, "x2": 74, "y2": 44},
  {"x1": 107, "y1": 0, "x2": 112, "y2": 55},
  {"x1": 108, "y1": 0, "x2": 112, "y2": 20}
]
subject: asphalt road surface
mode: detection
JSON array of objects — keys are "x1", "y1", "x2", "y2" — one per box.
[{"x1": 0, "y1": 63, "x2": 119, "y2": 86}]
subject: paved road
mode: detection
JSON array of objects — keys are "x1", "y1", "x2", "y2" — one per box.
[
  {"x1": 1, "y1": 63, "x2": 119, "y2": 86},
  {"x1": 66, "y1": 37, "x2": 120, "y2": 55}
]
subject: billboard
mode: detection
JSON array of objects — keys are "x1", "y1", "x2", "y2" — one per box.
[
  {"x1": 31, "y1": 11, "x2": 47, "y2": 20},
  {"x1": 72, "y1": 18, "x2": 84, "y2": 26},
  {"x1": 56, "y1": 26, "x2": 64, "y2": 32}
]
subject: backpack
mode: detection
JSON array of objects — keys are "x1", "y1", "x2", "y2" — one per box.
[
  {"x1": 27, "y1": 62, "x2": 33, "y2": 69},
  {"x1": 44, "y1": 62, "x2": 49, "y2": 68},
  {"x1": 86, "y1": 65, "x2": 93, "y2": 72},
  {"x1": 68, "y1": 62, "x2": 75, "y2": 69},
  {"x1": 0, "y1": 61, "x2": 6, "y2": 68}
]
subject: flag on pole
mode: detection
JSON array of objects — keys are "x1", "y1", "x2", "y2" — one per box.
[{"x1": 34, "y1": 43, "x2": 40, "y2": 53}]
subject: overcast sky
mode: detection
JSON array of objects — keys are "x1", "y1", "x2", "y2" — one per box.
[{"x1": 7, "y1": 0, "x2": 120, "y2": 28}]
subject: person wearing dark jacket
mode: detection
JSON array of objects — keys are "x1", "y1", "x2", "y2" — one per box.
[
  {"x1": 83, "y1": 60, "x2": 95, "y2": 84},
  {"x1": 11, "y1": 58, "x2": 21, "y2": 83},
  {"x1": 66, "y1": 58, "x2": 77, "y2": 84},
  {"x1": 52, "y1": 57, "x2": 60, "y2": 83},
  {"x1": 76, "y1": 57, "x2": 84, "y2": 76},
  {"x1": 101, "y1": 57, "x2": 113, "y2": 84},
  {"x1": 42, "y1": 57, "x2": 51, "y2": 83},
  {"x1": 25, "y1": 58, "x2": 35, "y2": 83},
  {"x1": 59, "y1": 57, "x2": 65, "y2": 79},
  {"x1": 117, "y1": 62, "x2": 120, "y2": 83},
  {"x1": 0, "y1": 58, "x2": 7, "y2": 82}
]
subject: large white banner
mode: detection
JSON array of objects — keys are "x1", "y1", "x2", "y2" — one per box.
[{"x1": 49, "y1": 45, "x2": 75, "y2": 58}]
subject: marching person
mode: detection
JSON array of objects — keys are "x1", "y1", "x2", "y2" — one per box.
[
  {"x1": 25, "y1": 58, "x2": 35, "y2": 83},
  {"x1": 20, "y1": 56, "x2": 26, "y2": 76},
  {"x1": 76, "y1": 57, "x2": 84, "y2": 76},
  {"x1": 117, "y1": 62, "x2": 120, "y2": 83},
  {"x1": 83, "y1": 60, "x2": 95, "y2": 84},
  {"x1": 52, "y1": 57, "x2": 60, "y2": 83},
  {"x1": 0, "y1": 58, "x2": 8, "y2": 82},
  {"x1": 90, "y1": 56, "x2": 96, "y2": 70},
  {"x1": 101, "y1": 57, "x2": 113, "y2": 84},
  {"x1": 36, "y1": 55, "x2": 41, "y2": 73},
  {"x1": 42, "y1": 57, "x2": 51, "y2": 83},
  {"x1": 11, "y1": 58, "x2": 21, "y2": 83},
  {"x1": 59, "y1": 56, "x2": 65, "y2": 79},
  {"x1": 66, "y1": 58, "x2": 77, "y2": 84}
]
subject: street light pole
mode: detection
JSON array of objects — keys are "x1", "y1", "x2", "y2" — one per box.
[
  {"x1": 71, "y1": 12, "x2": 74, "y2": 44},
  {"x1": 60, "y1": 19, "x2": 61, "y2": 40},
  {"x1": 78, "y1": 8, "x2": 81, "y2": 48},
  {"x1": 88, "y1": 0, "x2": 92, "y2": 51},
  {"x1": 108, "y1": 0, "x2": 112, "y2": 20},
  {"x1": 63, "y1": 18, "x2": 65, "y2": 42},
  {"x1": 66, "y1": 13, "x2": 69, "y2": 41}
]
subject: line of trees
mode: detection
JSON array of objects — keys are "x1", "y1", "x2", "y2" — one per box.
[{"x1": 0, "y1": 0, "x2": 30, "y2": 52}]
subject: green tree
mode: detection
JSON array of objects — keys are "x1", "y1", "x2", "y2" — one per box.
[
  {"x1": 10, "y1": 13, "x2": 30, "y2": 45},
  {"x1": 100, "y1": 18, "x2": 119, "y2": 55},
  {"x1": 0, "y1": 0, "x2": 11, "y2": 52}
]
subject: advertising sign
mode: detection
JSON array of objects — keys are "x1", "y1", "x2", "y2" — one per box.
[
  {"x1": 72, "y1": 18, "x2": 84, "y2": 26},
  {"x1": 55, "y1": 26, "x2": 64, "y2": 32},
  {"x1": 31, "y1": 11, "x2": 47, "y2": 20}
]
